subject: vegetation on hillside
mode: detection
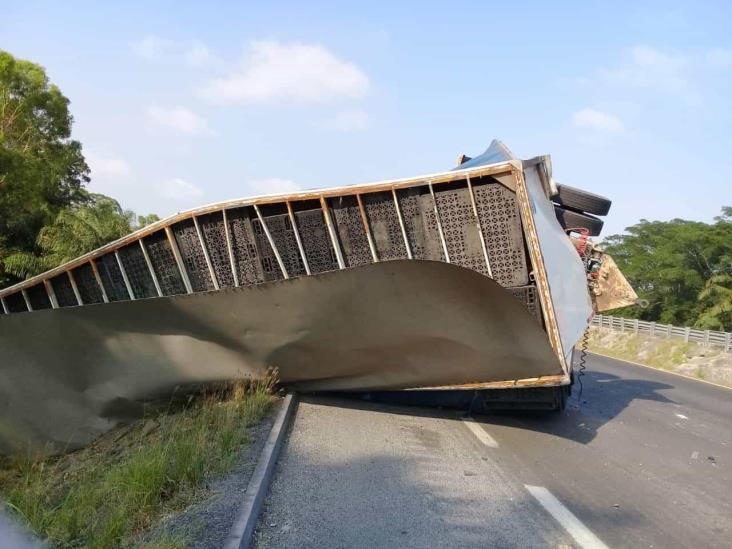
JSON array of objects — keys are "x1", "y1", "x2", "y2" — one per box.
[
  {"x1": 603, "y1": 207, "x2": 732, "y2": 331},
  {"x1": 0, "y1": 379, "x2": 274, "y2": 548},
  {"x1": 0, "y1": 50, "x2": 156, "y2": 287}
]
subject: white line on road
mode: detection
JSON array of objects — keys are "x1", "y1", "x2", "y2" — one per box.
[
  {"x1": 525, "y1": 485, "x2": 610, "y2": 549},
  {"x1": 461, "y1": 418, "x2": 499, "y2": 448}
]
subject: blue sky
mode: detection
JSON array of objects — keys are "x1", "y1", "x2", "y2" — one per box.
[{"x1": 3, "y1": 0, "x2": 731, "y2": 236}]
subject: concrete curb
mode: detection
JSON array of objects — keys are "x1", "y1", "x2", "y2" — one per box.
[{"x1": 223, "y1": 392, "x2": 298, "y2": 549}]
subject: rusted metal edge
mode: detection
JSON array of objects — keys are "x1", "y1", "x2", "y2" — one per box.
[
  {"x1": 411, "y1": 373, "x2": 569, "y2": 390},
  {"x1": 513, "y1": 167, "x2": 568, "y2": 374},
  {"x1": 0, "y1": 161, "x2": 517, "y2": 298}
]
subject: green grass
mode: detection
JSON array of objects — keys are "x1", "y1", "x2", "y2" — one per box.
[{"x1": 0, "y1": 377, "x2": 274, "y2": 548}]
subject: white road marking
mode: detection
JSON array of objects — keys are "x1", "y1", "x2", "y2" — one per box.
[
  {"x1": 675, "y1": 413, "x2": 688, "y2": 420},
  {"x1": 525, "y1": 485, "x2": 610, "y2": 549},
  {"x1": 461, "y1": 418, "x2": 499, "y2": 448},
  {"x1": 691, "y1": 451, "x2": 699, "y2": 460}
]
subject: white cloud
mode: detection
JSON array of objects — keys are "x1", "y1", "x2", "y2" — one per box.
[
  {"x1": 200, "y1": 41, "x2": 369, "y2": 104},
  {"x1": 131, "y1": 35, "x2": 220, "y2": 67},
  {"x1": 86, "y1": 152, "x2": 132, "y2": 178},
  {"x1": 321, "y1": 110, "x2": 370, "y2": 132},
  {"x1": 157, "y1": 178, "x2": 204, "y2": 199},
  {"x1": 184, "y1": 40, "x2": 217, "y2": 67},
  {"x1": 131, "y1": 34, "x2": 173, "y2": 60},
  {"x1": 246, "y1": 178, "x2": 301, "y2": 196},
  {"x1": 599, "y1": 46, "x2": 690, "y2": 94},
  {"x1": 707, "y1": 48, "x2": 732, "y2": 68},
  {"x1": 572, "y1": 108, "x2": 625, "y2": 133},
  {"x1": 148, "y1": 105, "x2": 211, "y2": 135}
]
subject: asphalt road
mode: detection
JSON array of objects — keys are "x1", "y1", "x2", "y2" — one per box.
[{"x1": 254, "y1": 354, "x2": 732, "y2": 548}]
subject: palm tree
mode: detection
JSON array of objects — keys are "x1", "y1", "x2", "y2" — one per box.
[
  {"x1": 3, "y1": 194, "x2": 137, "y2": 279},
  {"x1": 696, "y1": 273, "x2": 732, "y2": 331}
]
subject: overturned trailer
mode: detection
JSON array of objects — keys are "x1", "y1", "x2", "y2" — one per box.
[{"x1": 0, "y1": 141, "x2": 634, "y2": 453}]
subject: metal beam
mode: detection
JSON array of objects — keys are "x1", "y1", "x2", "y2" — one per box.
[
  {"x1": 356, "y1": 194, "x2": 378, "y2": 263},
  {"x1": 253, "y1": 205, "x2": 289, "y2": 279},
  {"x1": 139, "y1": 240, "x2": 163, "y2": 297},
  {"x1": 193, "y1": 216, "x2": 220, "y2": 290},
  {"x1": 287, "y1": 201, "x2": 310, "y2": 275},
  {"x1": 320, "y1": 197, "x2": 345, "y2": 269},
  {"x1": 165, "y1": 226, "x2": 193, "y2": 294},
  {"x1": 44, "y1": 280, "x2": 59, "y2": 309},
  {"x1": 392, "y1": 189, "x2": 412, "y2": 260},
  {"x1": 428, "y1": 182, "x2": 451, "y2": 263},
  {"x1": 90, "y1": 259, "x2": 109, "y2": 303},
  {"x1": 466, "y1": 175, "x2": 493, "y2": 277},
  {"x1": 222, "y1": 209, "x2": 240, "y2": 287},
  {"x1": 115, "y1": 251, "x2": 135, "y2": 300},
  {"x1": 21, "y1": 289, "x2": 32, "y2": 312},
  {"x1": 68, "y1": 270, "x2": 83, "y2": 305}
]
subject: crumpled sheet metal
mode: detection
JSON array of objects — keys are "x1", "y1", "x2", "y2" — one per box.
[
  {"x1": 593, "y1": 253, "x2": 639, "y2": 312},
  {"x1": 0, "y1": 261, "x2": 560, "y2": 454}
]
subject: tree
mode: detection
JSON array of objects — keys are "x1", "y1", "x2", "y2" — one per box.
[
  {"x1": 3, "y1": 193, "x2": 160, "y2": 279},
  {"x1": 603, "y1": 206, "x2": 732, "y2": 330},
  {"x1": 0, "y1": 50, "x2": 90, "y2": 285}
]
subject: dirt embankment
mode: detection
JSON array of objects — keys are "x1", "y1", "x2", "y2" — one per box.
[{"x1": 588, "y1": 326, "x2": 732, "y2": 388}]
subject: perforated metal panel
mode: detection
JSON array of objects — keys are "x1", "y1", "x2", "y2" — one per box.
[
  {"x1": 97, "y1": 253, "x2": 130, "y2": 302},
  {"x1": 249, "y1": 218, "x2": 284, "y2": 282},
  {"x1": 118, "y1": 244, "x2": 157, "y2": 299},
  {"x1": 4, "y1": 292, "x2": 27, "y2": 313},
  {"x1": 330, "y1": 196, "x2": 372, "y2": 267},
  {"x1": 72, "y1": 263, "x2": 104, "y2": 304},
  {"x1": 362, "y1": 192, "x2": 408, "y2": 261},
  {"x1": 199, "y1": 212, "x2": 236, "y2": 289},
  {"x1": 227, "y1": 208, "x2": 265, "y2": 286},
  {"x1": 395, "y1": 188, "x2": 445, "y2": 262},
  {"x1": 294, "y1": 209, "x2": 338, "y2": 274},
  {"x1": 507, "y1": 284, "x2": 542, "y2": 325},
  {"x1": 473, "y1": 181, "x2": 529, "y2": 287},
  {"x1": 433, "y1": 185, "x2": 490, "y2": 276},
  {"x1": 50, "y1": 274, "x2": 77, "y2": 307},
  {"x1": 173, "y1": 220, "x2": 215, "y2": 292},
  {"x1": 27, "y1": 284, "x2": 51, "y2": 310},
  {"x1": 144, "y1": 232, "x2": 187, "y2": 296},
  {"x1": 260, "y1": 214, "x2": 306, "y2": 278}
]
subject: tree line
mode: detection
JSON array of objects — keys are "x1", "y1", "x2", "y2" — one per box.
[
  {"x1": 1, "y1": 49, "x2": 730, "y2": 331},
  {"x1": 0, "y1": 50, "x2": 157, "y2": 289},
  {"x1": 603, "y1": 208, "x2": 732, "y2": 332}
]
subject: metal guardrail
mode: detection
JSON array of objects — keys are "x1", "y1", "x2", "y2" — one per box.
[{"x1": 592, "y1": 314, "x2": 732, "y2": 352}]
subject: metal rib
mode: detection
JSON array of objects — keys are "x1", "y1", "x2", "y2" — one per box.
[
  {"x1": 21, "y1": 289, "x2": 32, "y2": 311},
  {"x1": 165, "y1": 226, "x2": 193, "y2": 294},
  {"x1": 193, "y1": 216, "x2": 220, "y2": 290},
  {"x1": 90, "y1": 259, "x2": 109, "y2": 303},
  {"x1": 287, "y1": 201, "x2": 311, "y2": 275},
  {"x1": 0, "y1": 297, "x2": 8, "y2": 314},
  {"x1": 44, "y1": 280, "x2": 59, "y2": 309},
  {"x1": 428, "y1": 182, "x2": 451, "y2": 263},
  {"x1": 356, "y1": 194, "x2": 378, "y2": 263},
  {"x1": 253, "y1": 204, "x2": 289, "y2": 279},
  {"x1": 320, "y1": 197, "x2": 345, "y2": 269},
  {"x1": 67, "y1": 271, "x2": 83, "y2": 305},
  {"x1": 466, "y1": 175, "x2": 493, "y2": 277},
  {"x1": 115, "y1": 251, "x2": 135, "y2": 300},
  {"x1": 222, "y1": 209, "x2": 240, "y2": 287},
  {"x1": 392, "y1": 189, "x2": 413, "y2": 260},
  {"x1": 139, "y1": 240, "x2": 163, "y2": 297}
]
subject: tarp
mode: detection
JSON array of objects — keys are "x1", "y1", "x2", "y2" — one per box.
[{"x1": 0, "y1": 260, "x2": 560, "y2": 454}]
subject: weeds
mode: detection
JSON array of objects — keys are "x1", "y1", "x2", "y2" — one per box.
[{"x1": 0, "y1": 375, "x2": 275, "y2": 548}]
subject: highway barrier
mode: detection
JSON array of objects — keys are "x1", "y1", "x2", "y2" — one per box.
[{"x1": 592, "y1": 314, "x2": 732, "y2": 352}]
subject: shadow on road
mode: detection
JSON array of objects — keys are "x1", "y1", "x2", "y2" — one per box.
[{"x1": 303, "y1": 368, "x2": 677, "y2": 445}]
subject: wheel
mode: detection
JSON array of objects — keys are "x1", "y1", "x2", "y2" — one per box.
[
  {"x1": 554, "y1": 184, "x2": 611, "y2": 216},
  {"x1": 554, "y1": 205, "x2": 604, "y2": 236}
]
